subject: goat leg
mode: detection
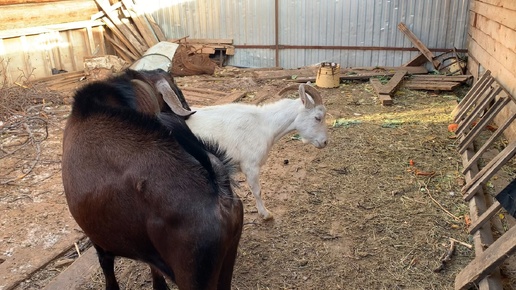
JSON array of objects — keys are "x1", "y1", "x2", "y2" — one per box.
[{"x1": 93, "y1": 244, "x2": 120, "y2": 290}]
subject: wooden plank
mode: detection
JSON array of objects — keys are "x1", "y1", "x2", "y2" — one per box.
[
  {"x1": 462, "y1": 113, "x2": 516, "y2": 174},
  {"x1": 0, "y1": 20, "x2": 104, "y2": 39},
  {"x1": 469, "y1": 201, "x2": 502, "y2": 235},
  {"x1": 213, "y1": 91, "x2": 247, "y2": 105},
  {"x1": 370, "y1": 79, "x2": 393, "y2": 106},
  {"x1": 145, "y1": 13, "x2": 166, "y2": 41},
  {"x1": 402, "y1": 53, "x2": 428, "y2": 67},
  {"x1": 90, "y1": 1, "x2": 122, "y2": 20},
  {"x1": 43, "y1": 247, "x2": 98, "y2": 290},
  {"x1": 471, "y1": 1, "x2": 516, "y2": 39},
  {"x1": 120, "y1": 0, "x2": 158, "y2": 47},
  {"x1": 397, "y1": 22, "x2": 441, "y2": 69},
  {"x1": 456, "y1": 86, "x2": 501, "y2": 137},
  {"x1": 462, "y1": 140, "x2": 516, "y2": 201},
  {"x1": 459, "y1": 144, "x2": 504, "y2": 290},
  {"x1": 95, "y1": 0, "x2": 146, "y2": 55},
  {"x1": 455, "y1": 224, "x2": 516, "y2": 290},
  {"x1": 410, "y1": 75, "x2": 473, "y2": 82},
  {"x1": 458, "y1": 95, "x2": 509, "y2": 152},
  {"x1": 101, "y1": 16, "x2": 140, "y2": 58},
  {"x1": 377, "y1": 70, "x2": 406, "y2": 94},
  {"x1": 347, "y1": 66, "x2": 428, "y2": 74},
  {"x1": 453, "y1": 71, "x2": 493, "y2": 122},
  {"x1": 172, "y1": 38, "x2": 233, "y2": 44},
  {"x1": 403, "y1": 81, "x2": 460, "y2": 91},
  {"x1": 104, "y1": 33, "x2": 137, "y2": 62},
  {"x1": 0, "y1": 0, "x2": 100, "y2": 31},
  {"x1": 469, "y1": 25, "x2": 516, "y2": 82},
  {"x1": 181, "y1": 87, "x2": 227, "y2": 97}
]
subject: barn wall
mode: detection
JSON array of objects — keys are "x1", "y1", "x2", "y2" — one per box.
[
  {"x1": 143, "y1": 0, "x2": 470, "y2": 69},
  {"x1": 467, "y1": 0, "x2": 516, "y2": 141},
  {"x1": 0, "y1": 0, "x2": 108, "y2": 86}
]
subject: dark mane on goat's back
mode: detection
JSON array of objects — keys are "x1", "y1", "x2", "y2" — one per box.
[{"x1": 72, "y1": 80, "x2": 138, "y2": 118}]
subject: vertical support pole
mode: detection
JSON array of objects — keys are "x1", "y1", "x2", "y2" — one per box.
[{"x1": 275, "y1": 0, "x2": 279, "y2": 67}]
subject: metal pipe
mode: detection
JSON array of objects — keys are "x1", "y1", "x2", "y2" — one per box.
[{"x1": 233, "y1": 44, "x2": 467, "y2": 53}]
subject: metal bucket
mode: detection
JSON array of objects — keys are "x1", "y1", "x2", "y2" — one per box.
[{"x1": 316, "y1": 62, "x2": 340, "y2": 88}]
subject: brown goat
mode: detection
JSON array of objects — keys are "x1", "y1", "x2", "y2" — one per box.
[{"x1": 61, "y1": 69, "x2": 243, "y2": 290}]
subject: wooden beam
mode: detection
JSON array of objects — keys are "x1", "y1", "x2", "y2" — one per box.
[{"x1": 397, "y1": 22, "x2": 441, "y2": 69}]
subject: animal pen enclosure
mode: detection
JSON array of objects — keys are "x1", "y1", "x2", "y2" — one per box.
[{"x1": 1, "y1": 0, "x2": 516, "y2": 289}]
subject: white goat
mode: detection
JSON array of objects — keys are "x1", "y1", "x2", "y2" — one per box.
[{"x1": 185, "y1": 83, "x2": 328, "y2": 220}]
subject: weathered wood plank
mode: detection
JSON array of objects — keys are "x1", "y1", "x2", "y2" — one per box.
[
  {"x1": 458, "y1": 95, "x2": 510, "y2": 152},
  {"x1": 181, "y1": 87, "x2": 227, "y2": 97},
  {"x1": 468, "y1": 201, "x2": 502, "y2": 235},
  {"x1": 397, "y1": 22, "x2": 441, "y2": 69},
  {"x1": 172, "y1": 38, "x2": 233, "y2": 44},
  {"x1": 462, "y1": 140, "x2": 516, "y2": 201},
  {"x1": 455, "y1": 224, "x2": 516, "y2": 290},
  {"x1": 456, "y1": 86, "x2": 501, "y2": 137},
  {"x1": 462, "y1": 113, "x2": 516, "y2": 174},
  {"x1": 402, "y1": 53, "x2": 428, "y2": 67},
  {"x1": 370, "y1": 79, "x2": 393, "y2": 106},
  {"x1": 376, "y1": 70, "x2": 406, "y2": 94},
  {"x1": 43, "y1": 247, "x2": 98, "y2": 290},
  {"x1": 120, "y1": 0, "x2": 158, "y2": 47},
  {"x1": 453, "y1": 71, "x2": 494, "y2": 123},
  {"x1": 459, "y1": 144, "x2": 504, "y2": 290},
  {"x1": 410, "y1": 75, "x2": 473, "y2": 82},
  {"x1": 145, "y1": 13, "x2": 167, "y2": 41},
  {"x1": 213, "y1": 91, "x2": 247, "y2": 105},
  {"x1": 0, "y1": 0, "x2": 99, "y2": 31},
  {"x1": 403, "y1": 81, "x2": 460, "y2": 91},
  {"x1": 95, "y1": 0, "x2": 146, "y2": 55}
]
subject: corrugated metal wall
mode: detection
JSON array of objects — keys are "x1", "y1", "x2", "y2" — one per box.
[{"x1": 143, "y1": 0, "x2": 470, "y2": 69}]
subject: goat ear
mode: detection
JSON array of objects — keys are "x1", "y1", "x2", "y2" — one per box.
[
  {"x1": 155, "y1": 79, "x2": 195, "y2": 117},
  {"x1": 130, "y1": 79, "x2": 160, "y2": 115},
  {"x1": 299, "y1": 84, "x2": 315, "y2": 109}
]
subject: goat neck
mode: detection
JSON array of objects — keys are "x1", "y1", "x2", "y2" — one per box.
[{"x1": 262, "y1": 98, "x2": 306, "y2": 144}]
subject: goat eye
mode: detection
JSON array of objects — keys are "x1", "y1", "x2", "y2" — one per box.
[{"x1": 315, "y1": 116, "x2": 321, "y2": 122}]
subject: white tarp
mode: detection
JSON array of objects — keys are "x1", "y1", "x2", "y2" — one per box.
[{"x1": 130, "y1": 41, "x2": 179, "y2": 71}]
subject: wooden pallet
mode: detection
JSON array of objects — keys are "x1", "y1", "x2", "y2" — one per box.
[{"x1": 453, "y1": 70, "x2": 516, "y2": 290}]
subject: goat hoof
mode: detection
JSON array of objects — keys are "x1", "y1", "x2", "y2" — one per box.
[{"x1": 261, "y1": 212, "x2": 274, "y2": 221}]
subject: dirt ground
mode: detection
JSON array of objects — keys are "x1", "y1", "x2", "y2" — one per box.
[{"x1": 1, "y1": 67, "x2": 515, "y2": 290}]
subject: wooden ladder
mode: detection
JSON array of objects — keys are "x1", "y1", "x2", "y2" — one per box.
[{"x1": 453, "y1": 70, "x2": 516, "y2": 290}]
